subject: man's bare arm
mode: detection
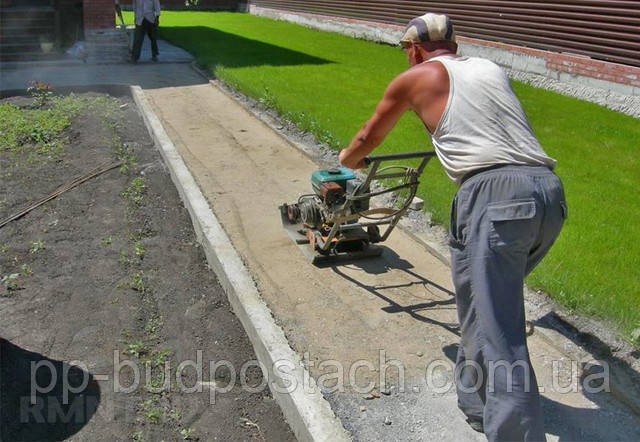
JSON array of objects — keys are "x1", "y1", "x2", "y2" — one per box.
[{"x1": 339, "y1": 74, "x2": 412, "y2": 169}]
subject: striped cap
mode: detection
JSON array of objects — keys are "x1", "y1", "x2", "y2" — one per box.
[{"x1": 399, "y1": 13, "x2": 456, "y2": 46}]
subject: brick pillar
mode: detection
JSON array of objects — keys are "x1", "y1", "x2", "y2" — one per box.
[{"x1": 83, "y1": 0, "x2": 114, "y2": 31}]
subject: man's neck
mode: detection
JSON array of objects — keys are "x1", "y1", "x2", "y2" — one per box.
[{"x1": 425, "y1": 49, "x2": 458, "y2": 60}]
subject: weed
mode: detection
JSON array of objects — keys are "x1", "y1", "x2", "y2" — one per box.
[
  {"x1": 0, "y1": 245, "x2": 8, "y2": 253},
  {"x1": 121, "y1": 328, "x2": 132, "y2": 338},
  {"x1": 28, "y1": 239, "x2": 45, "y2": 254},
  {"x1": 179, "y1": 428, "x2": 195, "y2": 440},
  {"x1": 20, "y1": 264, "x2": 33, "y2": 276},
  {"x1": 122, "y1": 176, "x2": 146, "y2": 206},
  {"x1": 119, "y1": 249, "x2": 132, "y2": 266},
  {"x1": 144, "y1": 356, "x2": 170, "y2": 392},
  {"x1": 146, "y1": 349, "x2": 169, "y2": 368},
  {"x1": 169, "y1": 409, "x2": 182, "y2": 421},
  {"x1": 123, "y1": 340, "x2": 148, "y2": 358},
  {"x1": 130, "y1": 271, "x2": 145, "y2": 292},
  {"x1": 115, "y1": 142, "x2": 137, "y2": 175},
  {"x1": 146, "y1": 408, "x2": 163, "y2": 424},
  {"x1": 141, "y1": 399, "x2": 163, "y2": 424},
  {"x1": 0, "y1": 102, "x2": 67, "y2": 160},
  {"x1": 27, "y1": 81, "x2": 55, "y2": 108},
  {"x1": 258, "y1": 86, "x2": 277, "y2": 109},
  {"x1": 145, "y1": 376, "x2": 167, "y2": 392},
  {"x1": 131, "y1": 430, "x2": 144, "y2": 441},
  {"x1": 102, "y1": 236, "x2": 113, "y2": 246},
  {"x1": 128, "y1": 230, "x2": 142, "y2": 242},
  {"x1": 134, "y1": 241, "x2": 145, "y2": 259},
  {"x1": 145, "y1": 314, "x2": 162, "y2": 336},
  {"x1": 1, "y1": 93, "x2": 119, "y2": 168},
  {"x1": 2, "y1": 273, "x2": 20, "y2": 291}
]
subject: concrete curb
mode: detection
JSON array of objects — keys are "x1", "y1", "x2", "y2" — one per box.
[{"x1": 130, "y1": 85, "x2": 351, "y2": 442}]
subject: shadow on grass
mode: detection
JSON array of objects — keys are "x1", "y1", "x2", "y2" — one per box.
[{"x1": 159, "y1": 26, "x2": 333, "y2": 69}]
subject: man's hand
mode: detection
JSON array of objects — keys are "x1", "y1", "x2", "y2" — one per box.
[
  {"x1": 338, "y1": 150, "x2": 368, "y2": 169},
  {"x1": 154, "y1": 16, "x2": 159, "y2": 27}
]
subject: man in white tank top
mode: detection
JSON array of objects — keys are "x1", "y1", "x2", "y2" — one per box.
[{"x1": 340, "y1": 12, "x2": 567, "y2": 442}]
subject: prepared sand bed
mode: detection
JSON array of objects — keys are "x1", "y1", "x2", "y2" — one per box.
[
  {"x1": 0, "y1": 89, "x2": 294, "y2": 441},
  {"x1": 145, "y1": 82, "x2": 640, "y2": 442}
]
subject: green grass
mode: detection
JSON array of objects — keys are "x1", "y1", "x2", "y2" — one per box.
[
  {"x1": 140, "y1": 11, "x2": 640, "y2": 342},
  {"x1": 0, "y1": 94, "x2": 118, "y2": 160},
  {"x1": 0, "y1": 100, "x2": 70, "y2": 158}
]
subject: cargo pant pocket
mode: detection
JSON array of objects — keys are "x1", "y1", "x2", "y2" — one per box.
[
  {"x1": 449, "y1": 194, "x2": 465, "y2": 249},
  {"x1": 487, "y1": 199, "x2": 537, "y2": 252},
  {"x1": 560, "y1": 201, "x2": 568, "y2": 219}
]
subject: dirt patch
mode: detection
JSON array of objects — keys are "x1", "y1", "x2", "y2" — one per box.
[{"x1": 0, "y1": 92, "x2": 294, "y2": 441}]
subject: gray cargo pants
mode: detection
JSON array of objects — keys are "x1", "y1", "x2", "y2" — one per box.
[{"x1": 449, "y1": 165, "x2": 567, "y2": 442}]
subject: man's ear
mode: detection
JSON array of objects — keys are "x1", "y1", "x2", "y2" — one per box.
[{"x1": 413, "y1": 46, "x2": 425, "y2": 64}]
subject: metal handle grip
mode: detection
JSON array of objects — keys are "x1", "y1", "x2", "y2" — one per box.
[{"x1": 366, "y1": 151, "x2": 436, "y2": 164}]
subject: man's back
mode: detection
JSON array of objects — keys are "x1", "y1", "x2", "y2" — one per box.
[{"x1": 409, "y1": 56, "x2": 556, "y2": 183}]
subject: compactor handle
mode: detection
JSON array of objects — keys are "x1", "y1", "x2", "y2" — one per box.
[{"x1": 364, "y1": 151, "x2": 436, "y2": 165}]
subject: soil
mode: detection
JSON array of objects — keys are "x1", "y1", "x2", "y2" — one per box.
[{"x1": 0, "y1": 92, "x2": 295, "y2": 441}]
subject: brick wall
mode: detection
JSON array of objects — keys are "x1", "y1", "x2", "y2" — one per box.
[
  {"x1": 83, "y1": 0, "x2": 114, "y2": 30},
  {"x1": 458, "y1": 36, "x2": 640, "y2": 90},
  {"x1": 159, "y1": 0, "x2": 245, "y2": 10}
]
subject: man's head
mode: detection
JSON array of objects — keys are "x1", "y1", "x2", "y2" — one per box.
[{"x1": 400, "y1": 13, "x2": 457, "y2": 65}]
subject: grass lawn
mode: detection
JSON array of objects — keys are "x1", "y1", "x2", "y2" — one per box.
[{"x1": 131, "y1": 11, "x2": 640, "y2": 343}]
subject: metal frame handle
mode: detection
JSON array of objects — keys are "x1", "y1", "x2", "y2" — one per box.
[{"x1": 316, "y1": 151, "x2": 436, "y2": 251}]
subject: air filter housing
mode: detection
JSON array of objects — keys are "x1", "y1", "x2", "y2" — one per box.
[{"x1": 311, "y1": 167, "x2": 355, "y2": 195}]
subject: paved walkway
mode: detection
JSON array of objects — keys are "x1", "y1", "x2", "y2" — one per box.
[
  {"x1": 3, "y1": 42, "x2": 640, "y2": 441},
  {"x1": 0, "y1": 37, "x2": 201, "y2": 92},
  {"x1": 1, "y1": 62, "x2": 204, "y2": 91},
  {"x1": 130, "y1": 34, "x2": 194, "y2": 64}
]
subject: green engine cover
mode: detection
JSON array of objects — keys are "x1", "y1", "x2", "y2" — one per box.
[{"x1": 311, "y1": 167, "x2": 356, "y2": 194}]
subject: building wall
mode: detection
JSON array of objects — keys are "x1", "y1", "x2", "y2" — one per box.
[
  {"x1": 248, "y1": 0, "x2": 639, "y2": 69},
  {"x1": 83, "y1": 0, "x2": 113, "y2": 29},
  {"x1": 249, "y1": 4, "x2": 640, "y2": 98}
]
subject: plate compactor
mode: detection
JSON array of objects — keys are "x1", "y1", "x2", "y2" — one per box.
[{"x1": 279, "y1": 151, "x2": 437, "y2": 264}]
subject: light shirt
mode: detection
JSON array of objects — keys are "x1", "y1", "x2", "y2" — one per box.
[
  {"x1": 428, "y1": 55, "x2": 556, "y2": 185},
  {"x1": 134, "y1": 0, "x2": 160, "y2": 25}
]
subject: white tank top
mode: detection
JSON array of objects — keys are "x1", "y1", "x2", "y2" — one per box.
[{"x1": 428, "y1": 55, "x2": 556, "y2": 184}]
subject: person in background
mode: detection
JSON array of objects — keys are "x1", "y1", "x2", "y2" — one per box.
[
  {"x1": 131, "y1": 0, "x2": 161, "y2": 63},
  {"x1": 339, "y1": 12, "x2": 566, "y2": 442},
  {"x1": 115, "y1": 0, "x2": 126, "y2": 28}
]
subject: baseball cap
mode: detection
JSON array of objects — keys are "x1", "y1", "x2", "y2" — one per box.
[{"x1": 399, "y1": 13, "x2": 456, "y2": 47}]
